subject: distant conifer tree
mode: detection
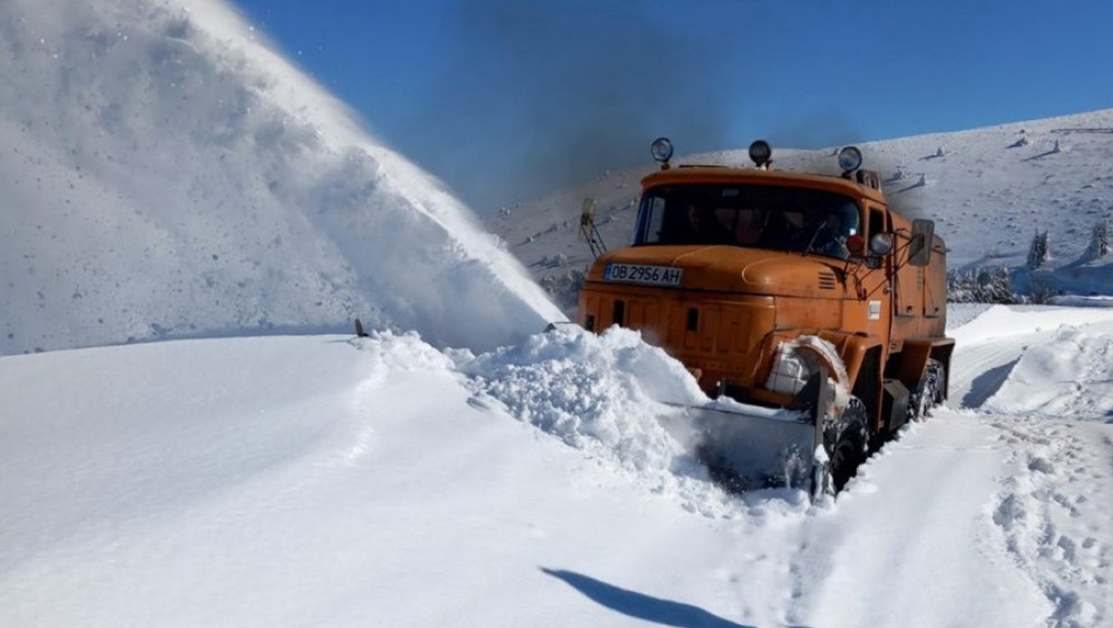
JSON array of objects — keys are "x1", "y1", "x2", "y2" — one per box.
[
  {"x1": 1083, "y1": 220, "x2": 1109, "y2": 261},
  {"x1": 1027, "y1": 229, "x2": 1049, "y2": 270}
]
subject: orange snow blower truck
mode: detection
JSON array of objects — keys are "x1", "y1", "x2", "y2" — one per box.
[{"x1": 578, "y1": 139, "x2": 954, "y2": 494}]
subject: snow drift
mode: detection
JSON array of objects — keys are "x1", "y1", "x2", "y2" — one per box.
[
  {"x1": 0, "y1": 0, "x2": 562, "y2": 356},
  {"x1": 459, "y1": 325, "x2": 736, "y2": 510},
  {"x1": 5, "y1": 306, "x2": 1113, "y2": 628}
]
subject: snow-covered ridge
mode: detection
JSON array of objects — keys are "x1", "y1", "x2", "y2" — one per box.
[
  {"x1": 489, "y1": 108, "x2": 1113, "y2": 303},
  {"x1": 0, "y1": 0, "x2": 562, "y2": 356}
]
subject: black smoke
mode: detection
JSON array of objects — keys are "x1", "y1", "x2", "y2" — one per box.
[{"x1": 397, "y1": 0, "x2": 738, "y2": 213}]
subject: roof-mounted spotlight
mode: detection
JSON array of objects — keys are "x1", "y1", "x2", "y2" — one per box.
[
  {"x1": 838, "y1": 146, "x2": 863, "y2": 176},
  {"x1": 749, "y1": 140, "x2": 772, "y2": 169},
  {"x1": 650, "y1": 137, "x2": 674, "y2": 168}
]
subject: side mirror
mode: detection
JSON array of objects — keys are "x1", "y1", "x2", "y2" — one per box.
[{"x1": 909, "y1": 219, "x2": 934, "y2": 267}]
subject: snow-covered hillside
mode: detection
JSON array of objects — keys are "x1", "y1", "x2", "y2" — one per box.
[
  {"x1": 488, "y1": 109, "x2": 1113, "y2": 309},
  {"x1": 3, "y1": 305, "x2": 1112, "y2": 628},
  {"x1": 0, "y1": 0, "x2": 561, "y2": 356}
]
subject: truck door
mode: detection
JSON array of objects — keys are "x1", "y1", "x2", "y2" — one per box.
[
  {"x1": 922, "y1": 235, "x2": 945, "y2": 319},
  {"x1": 891, "y1": 214, "x2": 925, "y2": 339},
  {"x1": 859, "y1": 206, "x2": 892, "y2": 338}
]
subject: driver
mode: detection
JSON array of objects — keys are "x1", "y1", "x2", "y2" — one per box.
[
  {"x1": 794, "y1": 209, "x2": 849, "y2": 259},
  {"x1": 687, "y1": 205, "x2": 734, "y2": 244},
  {"x1": 733, "y1": 207, "x2": 766, "y2": 245}
]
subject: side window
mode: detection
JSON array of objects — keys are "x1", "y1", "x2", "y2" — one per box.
[
  {"x1": 868, "y1": 206, "x2": 886, "y2": 240},
  {"x1": 645, "y1": 196, "x2": 666, "y2": 243},
  {"x1": 634, "y1": 195, "x2": 667, "y2": 245},
  {"x1": 867, "y1": 206, "x2": 887, "y2": 267}
]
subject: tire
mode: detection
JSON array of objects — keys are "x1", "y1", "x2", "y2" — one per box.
[
  {"x1": 819, "y1": 396, "x2": 870, "y2": 495},
  {"x1": 910, "y1": 358, "x2": 945, "y2": 421}
]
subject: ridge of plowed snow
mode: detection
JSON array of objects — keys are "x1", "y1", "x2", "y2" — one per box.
[
  {"x1": 0, "y1": 0, "x2": 562, "y2": 356},
  {"x1": 459, "y1": 325, "x2": 752, "y2": 516},
  {"x1": 983, "y1": 322, "x2": 1113, "y2": 419},
  {"x1": 947, "y1": 305, "x2": 1113, "y2": 411}
]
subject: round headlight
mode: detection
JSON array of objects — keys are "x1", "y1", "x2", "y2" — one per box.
[
  {"x1": 838, "y1": 146, "x2": 863, "y2": 172},
  {"x1": 749, "y1": 140, "x2": 772, "y2": 167},
  {"x1": 869, "y1": 233, "x2": 894, "y2": 256},
  {"x1": 650, "y1": 137, "x2": 674, "y2": 163}
]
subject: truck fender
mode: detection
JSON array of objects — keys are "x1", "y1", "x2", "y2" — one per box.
[
  {"x1": 813, "y1": 330, "x2": 885, "y2": 393},
  {"x1": 816, "y1": 331, "x2": 887, "y2": 434},
  {"x1": 896, "y1": 338, "x2": 956, "y2": 396},
  {"x1": 762, "y1": 330, "x2": 882, "y2": 415}
]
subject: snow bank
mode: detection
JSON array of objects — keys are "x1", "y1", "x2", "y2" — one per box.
[
  {"x1": 459, "y1": 325, "x2": 705, "y2": 467},
  {"x1": 459, "y1": 325, "x2": 746, "y2": 514},
  {"x1": 983, "y1": 322, "x2": 1113, "y2": 419},
  {"x1": 946, "y1": 303, "x2": 993, "y2": 331},
  {"x1": 0, "y1": 0, "x2": 562, "y2": 356},
  {"x1": 950, "y1": 304, "x2": 1113, "y2": 346}
]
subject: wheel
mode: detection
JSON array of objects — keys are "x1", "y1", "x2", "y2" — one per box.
[
  {"x1": 910, "y1": 359, "x2": 945, "y2": 421},
  {"x1": 817, "y1": 396, "x2": 869, "y2": 495}
]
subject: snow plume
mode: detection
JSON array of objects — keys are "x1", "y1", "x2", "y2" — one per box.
[
  {"x1": 460, "y1": 325, "x2": 741, "y2": 515},
  {"x1": 0, "y1": 0, "x2": 562, "y2": 356}
]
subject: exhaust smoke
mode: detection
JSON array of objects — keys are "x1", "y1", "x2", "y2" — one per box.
[{"x1": 401, "y1": 0, "x2": 735, "y2": 212}]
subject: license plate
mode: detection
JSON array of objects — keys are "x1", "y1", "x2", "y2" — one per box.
[{"x1": 604, "y1": 263, "x2": 682, "y2": 287}]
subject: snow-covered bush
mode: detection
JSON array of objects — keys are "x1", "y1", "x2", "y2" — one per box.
[
  {"x1": 947, "y1": 266, "x2": 1020, "y2": 304},
  {"x1": 1027, "y1": 273, "x2": 1056, "y2": 304}
]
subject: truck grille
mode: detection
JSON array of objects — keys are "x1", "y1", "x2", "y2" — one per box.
[
  {"x1": 818, "y1": 271, "x2": 837, "y2": 291},
  {"x1": 584, "y1": 292, "x2": 759, "y2": 357}
]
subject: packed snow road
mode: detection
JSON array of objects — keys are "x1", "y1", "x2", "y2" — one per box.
[{"x1": 1, "y1": 305, "x2": 1112, "y2": 628}]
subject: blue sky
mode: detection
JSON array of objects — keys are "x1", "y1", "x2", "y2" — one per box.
[{"x1": 231, "y1": 0, "x2": 1113, "y2": 213}]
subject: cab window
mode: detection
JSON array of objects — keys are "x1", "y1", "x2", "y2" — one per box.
[{"x1": 636, "y1": 184, "x2": 861, "y2": 260}]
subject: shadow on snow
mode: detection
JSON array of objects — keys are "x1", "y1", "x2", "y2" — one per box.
[
  {"x1": 541, "y1": 567, "x2": 813, "y2": 628},
  {"x1": 962, "y1": 357, "x2": 1020, "y2": 409}
]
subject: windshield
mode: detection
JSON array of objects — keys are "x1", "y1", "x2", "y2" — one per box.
[{"x1": 634, "y1": 184, "x2": 862, "y2": 260}]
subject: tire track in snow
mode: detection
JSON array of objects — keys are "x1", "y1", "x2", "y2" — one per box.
[{"x1": 782, "y1": 412, "x2": 1050, "y2": 628}]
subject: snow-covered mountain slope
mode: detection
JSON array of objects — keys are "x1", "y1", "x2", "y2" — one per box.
[
  {"x1": 0, "y1": 0, "x2": 562, "y2": 356},
  {"x1": 488, "y1": 109, "x2": 1113, "y2": 307},
  {"x1": 3, "y1": 305, "x2": 1112, "y2": 628}
]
